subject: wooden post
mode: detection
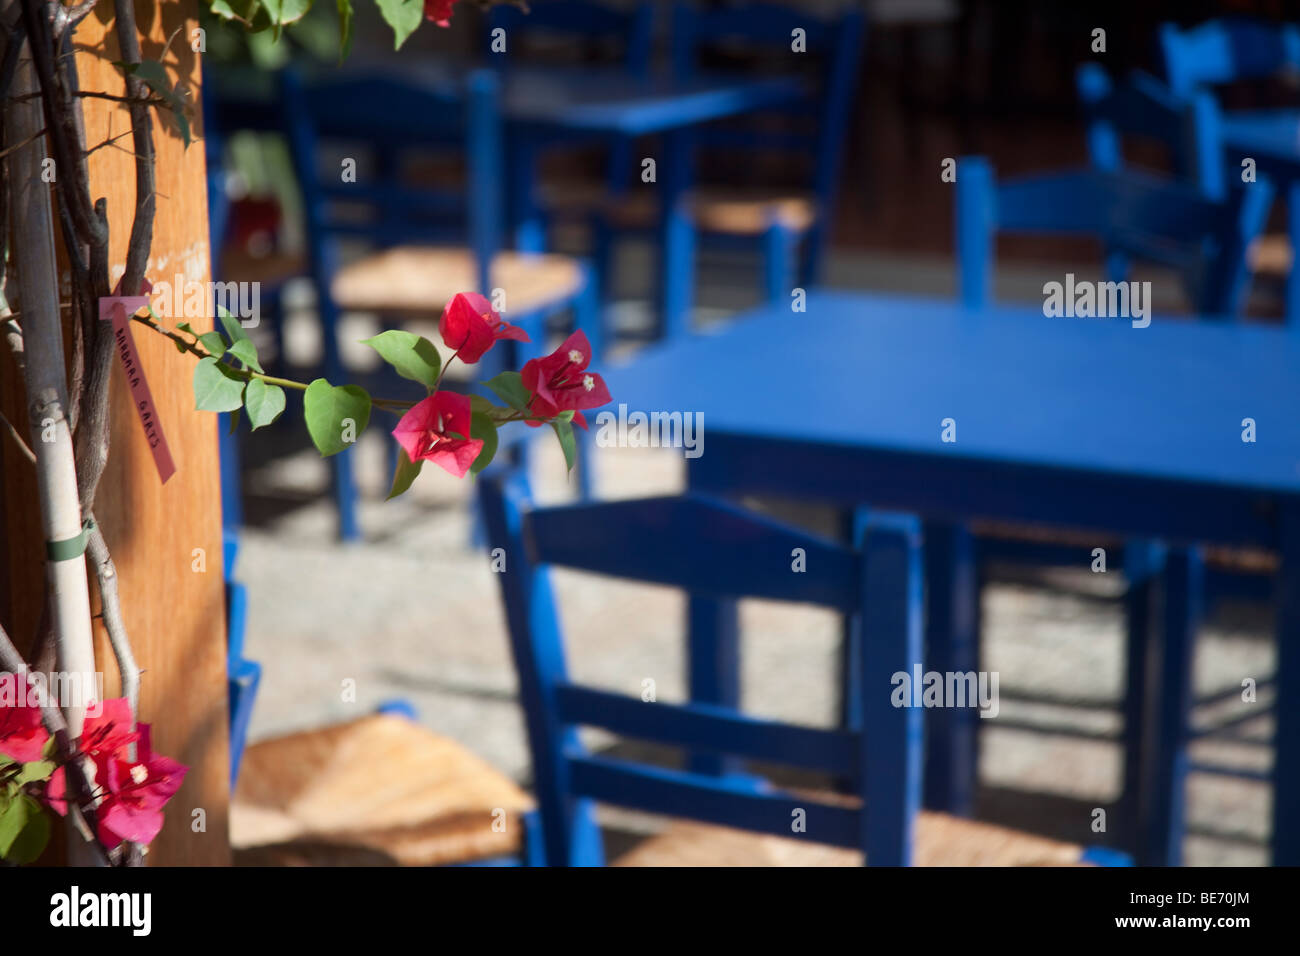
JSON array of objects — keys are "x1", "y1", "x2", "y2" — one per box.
[{"x1": 1, "y1": 1, "x2": 230, "y2": 865}]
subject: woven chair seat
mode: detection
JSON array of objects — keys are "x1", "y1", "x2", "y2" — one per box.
[{"x1": 232, "y1": 714, "x2": 532, "y2": 866}]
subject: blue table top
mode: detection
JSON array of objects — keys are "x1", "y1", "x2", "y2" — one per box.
[
  {"x1": 604, "y1": 292, "x2": 1300, "y2": 496},
  {"x1": 212, "y1": 61, "x2": 805, "y2": 136}
]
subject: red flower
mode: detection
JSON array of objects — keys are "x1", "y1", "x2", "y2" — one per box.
[
  {"x1": 424, "y1": 0, "x2": 460, "y2": 26},
  {"x1": 44, "y1": 707, "x2": 187, "y2": 849},
  {"x1": 89, "y1": 725, "x2": 187, "y2": 849},
  {"x1": 392, "y1": 391, "x2": 485, "y2": 478},
  {"x1": 0, "y1": 680, "x2": 48, "y2": 764},
  {"x1": 521, "y1": 330, "x2": 611, "y2": 426},
  {"x1": 440, "y1": 292, "x2": 529, "y2": 365}
]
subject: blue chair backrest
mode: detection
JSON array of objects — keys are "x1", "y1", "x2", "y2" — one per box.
[
  {"x1": 954, "y1": 156, "x2": 1273, "y2": 317},
  {"x1": 1160, "y1": 18, "x2": 1300, "y2": 97},
  {"x1": 479, "y1": 472, "x2": 924, "y2": 866},
  {"x1": 487, "y1": 0, "x2": 656, "y2": 76},
  {"x1": 669, "y1": 2, "x2": 865, "y2": 209},
  {"x1": 1077, "y1": 64, "x2": 1225, "y2": 198},
  {"x1": 278, "y1": 66, "x2": 503, "y2": 299}
]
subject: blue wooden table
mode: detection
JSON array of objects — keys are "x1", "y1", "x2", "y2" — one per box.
[
  {"x1": 346, "y1": 61, "x2": 806, "y2": 341},
  {"x1": 601, "y1": 290, "x2": 1300, "y2": 865}
]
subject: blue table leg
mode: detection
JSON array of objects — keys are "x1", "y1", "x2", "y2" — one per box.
[
  {"x1": 1121, "y1": 540, "x2": 1165, "y2": 854},
  {"x1": 1145, "y1": 545, "x2": 1202, "y2": 866},
  {"x1": 658, "y1": 128, "x2": 696, "y2": 341},
  {"x1": 1274, "y1": 503, "x2": 1300, "y2": 864},
  {"x1": 922, "y1": 520, "x2": 978, "y2": 816},
  {"x1": 858, "y1": 513, "x2": 924, "y2": 866}
]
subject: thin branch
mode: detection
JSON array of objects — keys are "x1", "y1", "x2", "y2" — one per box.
[
  {"x1": 84, "y1": 516, "x2": 139, "y2": 721},
  {"x1": 0, "y1": 407, "x2": 35, "y2": 462}
]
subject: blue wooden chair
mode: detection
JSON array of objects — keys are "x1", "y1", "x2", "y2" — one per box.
[
  {"x1": 486, "y1": 0, "x2": 656, "y2": 321},
  {"x1": 664, "y1": 3, "x2": 866, "y2": 300},
  {"x1": 1159, "y1": 18, "x2": 1300, "y2": 323},
  {"x1": 224, "y1": 532, "x2": 260, "y2": 789},
  {"x1": 955, "y1": 157, "x2": 1271, "y2": 315},
  {"x1": 1159, "y1": 18, "x2": 1300, "y2": 100},
  {"x1": 278, "y1": 67, "x2": 600, "y2": 540},
  {"x1": 478, "y1": 472, "x2": 1127, "y2": 866},
  {"x1": 951, "y1": 156, "x2": 1275, "y2": 862}
]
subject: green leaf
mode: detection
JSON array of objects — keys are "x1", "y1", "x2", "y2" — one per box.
[
  {"x1": 374, "y1": 0, "x2": 424, "y2": 50},
  {"x1": 227, "y1": 338, "x2": 264, "y2": 373},
  {"x1": 261, "y1": 0, "x2": 312, "y2": 35},
  {"x1": 387, "y1": 448, "x2": 424, "y2": 500},
  {"x1": 362, "y1": 330, "x2": 441, "y2": 390},
  {"x1": 243, "y1": 379, "x2": 286, "y2": 431},
  {"x1": 193, "y1": 357, "x2": 246, "y2": 412},
  {"x1": 482, "y1": 371, "x2": 532, "y2": 412},
  {"x1": 197, "y1": 331, "x2": 227, "y2": 359},
  {"x1": 0, "y1": 794, "x2": 50, "y2": 864},
  {"x1": 304, "y1": 379, "x2": 371, "y2": 457},
  {"x1": 469, "y1": 395, "x2": 517, "y2": 423},
  {"x1": 218, "y1": 305, "x2": 251, "y2": 345},
  {"x1": 470, "y1": 412, "x2": 499, "y2": 475},
  {"x1": 337, "y1": 0, "x2": 354, "y2": 59},
  {"x1": 13, "y1": 760, "x2": 54, "y2": 786},
  {"x1": 551, "y1": 417, "x2": 577, "y2": 472},
  {"x1": 208, "y1": 0, "x2": 263, "y2": 26}
]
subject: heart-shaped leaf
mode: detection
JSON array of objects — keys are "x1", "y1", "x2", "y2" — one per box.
[
  {"x1": 243, "y1": 378, "x2": 286, "y2": 430},
  {"x1": 304, "y1": 379, "x2": 371, "y2": 457},
  {"x1": 362, "y1": 330, "x2": 441, "y2": 390},
  {"x1": 227, "y1": 338, "x2": 263, "y2": 373},
  {"x1": 482, "y1": 371, "x2": 531, "y2": 412},
  {"x1": 193, "y1": 357, "x2": 246, "y2": 412}
]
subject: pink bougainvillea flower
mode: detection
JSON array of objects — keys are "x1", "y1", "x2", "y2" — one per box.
[
  {"x1": 440, "y1": 292, "x2": 529, "y2": 365},
  {"x1": 392, "y1": 391, "x2": 485, "y2": 478},
  {"x1": 521, "y1": 330, "x2": 611, "y2": 425},
  {"x1": 89, "y1": 725, "x2": 187, "y2": 849},
  {"x1": 0, "y1": 687, "x2": 48, "y2": 764},
  {"x1": 424, "y1": 0, "x2": 460, "y2": 27},
  {"x1": 45, "y1": 697, "x2": 141, "y2": 817}
]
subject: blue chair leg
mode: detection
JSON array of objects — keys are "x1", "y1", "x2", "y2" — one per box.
[
  {"x1": 658, "y1": 129, "x2": 697, "y2": 342},
  {"x1": 799, "y1": 219, "x2": 828, "y2": 290},
  {"x1": 922, "y1": 520, "x2": 979, "y2": 817},
  {"x1": 1121, "y1": 539, "x2": 1165, "y2": 854},
  {"x1": 218, "y1": 413, "x2": 242, "y2": 531},
  {"x1": 1274, "y1": 504, "x2": 1300, "y2": 864},
  {"x1": 1144, "y1": 546, "x2": 1202, "y2": 866},
  {"x1": 858, "y1": 512, "x2": 924, "y2": 866},
  {"x1": 762, "y1": 220, "x2": 797, "y2": 306},
  {"x1": 1287, "y1": 182, "x2": 1300, "y2": 328},
  {"x1": 686, "y1": 595, "x2": 741, "y2": 776}
]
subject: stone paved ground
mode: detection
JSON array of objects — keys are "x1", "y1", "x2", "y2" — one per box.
[{"x1": 233, "y1": 249, "x2": 1275, "y2": 864}]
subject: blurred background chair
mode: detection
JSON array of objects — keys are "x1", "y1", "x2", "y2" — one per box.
[
  {"x1": 279, "y1": 66, "x2": 599, "y2": 540},
  {"x1": 486, "y1": 0, "x2": 655, "y2": 262},
  {"x1": 1159, "y1": 18, "x2": 1300, "y2": 322},
  {"x1": 950, "y1": 154, "x2": 1276, "y2": 860},
  {"x1": 587, "y1": 2, "x2": 865, "y2": 335},
  {"x1": 479, "y1": 472, "x2": 1129, "y2": 866}
]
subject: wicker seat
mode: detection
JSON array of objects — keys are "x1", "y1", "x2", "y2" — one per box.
[
  {"x1": 231, "y1": 714, "x2": 532, "y2": 866},
  {"x1": 331, "y1": 246, "x2": 583, "y2": 319},
  {"x1": 1249, "y1": 233, "x2": 1291, "y2": 277},
  {"x1": 597, "y1": 187, "x2": 817, "y2": 236},
  {"x1": 614, "y1": 812, "x2": 1092, "y2": 867}
]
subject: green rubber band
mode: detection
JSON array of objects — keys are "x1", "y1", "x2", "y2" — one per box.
[{"x1": 46, "y1": 517, "x2": 96, "y2": 562}]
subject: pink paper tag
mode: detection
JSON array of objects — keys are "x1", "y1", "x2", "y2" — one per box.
[{"x1": 99, "y1": 280, "x2": 176, "y2": 484}]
